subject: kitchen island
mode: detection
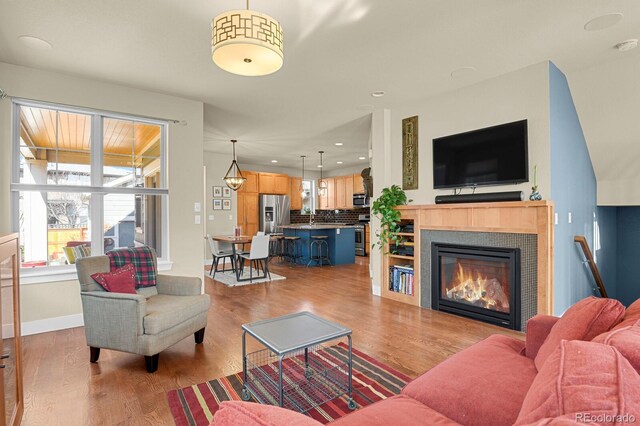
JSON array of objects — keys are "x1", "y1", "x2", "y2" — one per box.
[{"x1": 280, "y1": 224, "x2": 357, "y2": 265}]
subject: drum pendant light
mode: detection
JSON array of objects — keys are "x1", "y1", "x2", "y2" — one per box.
[{"x1": 211, "y1": 0, "x2": 284, "y2": 76}]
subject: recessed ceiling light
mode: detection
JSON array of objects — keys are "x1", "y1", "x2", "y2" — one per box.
[
  {"x1": 358, "y1": 156, "x2": 366, "y2": 160},
  {"x1": 450, "y1": 66, "x2": 476, "y2": 79},
  {"x1": 18, "y1": 35, "x2": 53, "y2": 50},
  {"x1": 337, "y1": 161, "x2": 344, "y2": 164},
  {"x1": 317, "y1": 165, "x2": 323, "y2": 168},
  {"x1": 584, "y1": 13, "x2": 623, "y2": 31},
  {"x1": 615, "y1": 39, "x2": 638, "y2": 52},
  {"x1": 335, "y1": 142, "x2": 343, "y2": 146},
  {"x1": 271, "y1": 160, "x2": 278, "y2": 163},
  {"x1": 371, "y1": 91, "x2": 385, "y2": 98}
]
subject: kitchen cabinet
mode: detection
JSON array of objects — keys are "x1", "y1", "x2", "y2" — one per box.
[
  {"x1": 289, "y1": 177, "x2": 303, "y2": 211},
  {"x1": 237, "y1": 171, "x2": 258, "y2": 193},
  {"x1": 274, "y1": 175, "x2": 289, "y2": 195},
  {"x1": 0, "y1": 234, "x2": 23, "y2": 426},
  {"x1": 365, "y1": 224, "x2": 370, "y2": 255},
  {"x1": 258, "y1": 173, "x2": 289, "y2": 195},
  {"x1": 318, "y1": 177, "x2": 335, "y2": 210},
  {"x1": 237, "y1": 193, "x2": 259, "y2": 238},
  {"x1": 353, "y1": 173, "x2": 365, "y2": 194},
  {"x1": 335, "y1": 175, "x2": 354, "y2": 209}
]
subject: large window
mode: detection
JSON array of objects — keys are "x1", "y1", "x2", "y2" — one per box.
[{"x1": 11, "y1": 101, "x2": 168, "y2": 270}]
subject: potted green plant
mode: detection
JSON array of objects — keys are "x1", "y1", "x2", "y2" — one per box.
[{"x1": 371, "y1": 185, "x2": 411, "y2": 252}]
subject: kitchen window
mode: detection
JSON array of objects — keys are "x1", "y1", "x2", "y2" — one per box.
[{"x1": 11, "y1": 100, "x2": 168, "y2": 277}]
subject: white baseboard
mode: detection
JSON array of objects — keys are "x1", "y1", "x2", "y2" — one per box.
[{"x1": 21, "y1": 313, "x2": 84, "y2": 336}]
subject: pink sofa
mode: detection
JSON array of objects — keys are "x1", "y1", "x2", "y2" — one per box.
[{"x1": 213, "y1": 297, "x2": 640, "y2": 425}]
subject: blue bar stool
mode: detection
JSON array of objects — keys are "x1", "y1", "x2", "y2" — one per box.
[{"x1": 307, "y1": 235, "x2": 331, "y2": 267}]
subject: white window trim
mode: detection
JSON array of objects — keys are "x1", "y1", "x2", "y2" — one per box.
[
  {"x1": 11, "y1": 98, "x2": 171, "y2": 273},
  {"x1": 20, "y1": 261, "x2": 174, "y2": 285}
]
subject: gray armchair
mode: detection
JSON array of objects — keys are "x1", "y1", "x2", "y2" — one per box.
[{"x1": 76, "y1": 253, "x2": 210, "y2": 372}]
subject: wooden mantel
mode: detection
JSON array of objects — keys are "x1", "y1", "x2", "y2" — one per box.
[{"x1": 398, "y1": 201, "x2": 554, "y2": 315}]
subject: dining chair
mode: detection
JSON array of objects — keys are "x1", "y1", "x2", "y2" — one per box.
[
  {"x1": 206, "y1": 234, "x2": 236, "y2": 278},
  {"x1": 238, "y1": 234, "x2": 271, "y2": 283}
]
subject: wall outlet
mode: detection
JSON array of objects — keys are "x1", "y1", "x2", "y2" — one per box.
[
  {"x1": 568, "y1": 212, "x2": 572, "y2": 224},
  {"x1": 195, "y1": 215, "x2": 201, "y2": 225},
  {"x1": 337, "y1": 228, "x2": 341, "y2": 235},
  {"x1": 209, "y1": 215, "x2": 215, "y2": 221},
  {"x1": 229, "y1": 214, "x2": 233, "y2": 220},
  {"x1": 194, "y1": 202, "x2": 201, "y2": 213},
  {"x1": 554, "y1": 213, "x2": 558, "y2": 225}
]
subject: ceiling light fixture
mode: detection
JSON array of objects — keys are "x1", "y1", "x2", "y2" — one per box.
[
  {"x1": 358, "y1": 156, "x2": 366, "y2": 160},
  {"x1": 615, "y1": 39, "x2": 638, "y2": 52},
  {"x1": 271, "y1": 160, "x2": 278, "y2": 163},
  {"x1": 18, "y1": 35, "x2": 53, "y2": 50},
  {"x1": 335, "y1": 142, "x2": 343, "y2": 146},
  {"x1": 300, "y1": 155, "x2": 307, "y2": 198},
  {"x1": 450, "y1": 66, "x2": 477, "y2": 79},
  {"x1": 318, "y1": 151, "x2": 327, "y2": 196},
  {"x1": 584, "y1": 13, "x2": 623, "y2": 31},
  {"x1": 223, "y1": 139, "x2": 247, "y2": 191},
  {"x1": 337, "y1": 161, "x2": 343, "y2": 164},
  {"x1": 211, "y1": 0, "x2": 284, "y2": 76},
  {"x1": 371, "y1": 91, "x2": 385, "y2": 98}
]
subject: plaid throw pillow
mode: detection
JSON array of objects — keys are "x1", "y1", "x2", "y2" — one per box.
[{"x1": 106, "y1": 247, "x2": 157, "y2": 288}]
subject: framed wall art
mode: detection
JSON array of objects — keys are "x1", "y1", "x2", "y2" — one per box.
[
  {"x1": 213, "y1": 186, "x2": 223, "y2": 197},
  {"x1": 222, "y1": 199, "x2": 231, "y2": 210},
  {"x1": 213, "y1": 199, "x2": 222, "y2": 210},
  {"x1": 223, "y1": 187, "x2": 231, "y2": 198},
  {"x1": 402, "y1": 115, "x2": 419, "y2": 190}
]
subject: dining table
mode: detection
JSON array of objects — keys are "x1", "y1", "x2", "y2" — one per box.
[{"x1": 210, "y1": 235, "x2": 253, "y2": 281}]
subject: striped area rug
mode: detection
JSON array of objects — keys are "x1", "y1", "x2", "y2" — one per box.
[{"x1": 167, "y1": 343, "x2": 411, "y2": 425}]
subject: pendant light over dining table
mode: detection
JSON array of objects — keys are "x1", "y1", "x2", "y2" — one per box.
[
  {"x1": 224, "y1": 139, "x2": 247, "y2": 191},
  {"x1": 211, "y1": 0, "x2": 284, "y2": 76}
]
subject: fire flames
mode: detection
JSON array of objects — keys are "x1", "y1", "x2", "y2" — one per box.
[{"x1": 445, "y1": 263, "x2": 510, "y2": 312}]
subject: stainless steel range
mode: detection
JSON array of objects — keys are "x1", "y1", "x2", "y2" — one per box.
[{"x1": 354, "y1": 214, "x2": 370, "y2": 256}]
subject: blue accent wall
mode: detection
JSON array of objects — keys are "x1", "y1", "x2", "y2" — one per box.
[
  {"x1": 596, "y1": 206, "x2": 618, "y2": 300},
  {"x1": 549, "y1": 62, "x2": 599, "y2": 314},
  {"x1": 616, "y1": 207, "x2": 640, "y2": 306}
]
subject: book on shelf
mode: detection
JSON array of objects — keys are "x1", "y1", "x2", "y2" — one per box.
[{"x1": 388, "y1": 265, "x2": 414, "y2": 296}]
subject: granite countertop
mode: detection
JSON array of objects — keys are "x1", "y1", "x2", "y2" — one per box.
[{"x1": 280, "y1": 223, "x2": 361, "y2": 230}]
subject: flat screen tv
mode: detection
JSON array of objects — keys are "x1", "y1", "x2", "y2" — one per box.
[{"x1": 433, "y1": 119, "x2": 528, "y2": 189}]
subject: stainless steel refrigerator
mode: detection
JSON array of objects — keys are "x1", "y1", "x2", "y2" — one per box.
[{"x1": 259, "y1": 195, "x2": 290, "y2": 234}]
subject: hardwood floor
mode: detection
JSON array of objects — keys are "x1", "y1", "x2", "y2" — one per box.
[{"x1": 21, "y1": 257, "x2": 522, "y2": 425}]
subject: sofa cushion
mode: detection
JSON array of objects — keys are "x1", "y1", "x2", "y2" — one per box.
[
  {"x1": 613, "y1": 298, "x2": 640, "y2": 330},
  {"x1": 534, "y1": 296, "x2": 624, "y2": 370},
  {"x1": 211, "y1": 401, "x2": 320, "y2": 426},
  {"x1": 592, "y1": 318, "x2": 640, "y2": 374},
  {"x1": 515, "y1": 340, "x2": 640, "y2": 425},
  {"x1": 144, "y1": 294, "x2": 210, "y2": 335},
  {"x1": 90, "y1": 263, "x2": 136, "y2": 294},
  {"x1": 402, "y1": 334, "x2": 536, "y2": 426},
  {"x1": 331, "y1": 395, "x2": 461, "y2": 426}
]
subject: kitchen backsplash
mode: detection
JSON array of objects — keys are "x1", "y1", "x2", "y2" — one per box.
[{"x1": 290, "y1": 208, "x2": 370, "y2": 224}]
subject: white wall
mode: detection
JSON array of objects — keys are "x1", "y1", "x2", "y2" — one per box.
[
  {"x1": 0, "y1": 61, "x2": 205, "y2": 326},
  {"x1": 204, "y1": 151, "x2": 237, "y2": 260},
  {"x1": 240, "y1": 162, "x2": 321, "y2": 180},
  {"x1": 325, "y1": 164, "x2": 369, "y2": 178},
  {"x1": 370, "y1": 62, "x2": 551, "y2": 294}
]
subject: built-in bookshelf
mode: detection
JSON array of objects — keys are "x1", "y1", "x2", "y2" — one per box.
[{"x1": 381, "y1": 207, "x2": 420, "y2": 306}]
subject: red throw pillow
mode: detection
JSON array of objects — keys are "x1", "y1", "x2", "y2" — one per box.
[
  {"x1": 534, "y1": 296, "x2": 624, "y2": 370},
  {"x1": 91, "y1": 264, "x2": 136, "y2": 294},
  {"x1": 516, "y1": 340, "x2": 640, "y2": 425}
]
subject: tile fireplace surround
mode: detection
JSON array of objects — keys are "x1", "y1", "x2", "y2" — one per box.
[{"x1": 394, "y1": 201, "x2": 554, "y2": 325}]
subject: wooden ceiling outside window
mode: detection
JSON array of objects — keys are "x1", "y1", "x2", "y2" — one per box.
[{"x1": 19, "y1": 106, "x2": 161, "y2": 161}]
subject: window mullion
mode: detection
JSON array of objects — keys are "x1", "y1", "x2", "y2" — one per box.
[{"x1": 90, "y1": 115, "x2": 104, "y2": 255}]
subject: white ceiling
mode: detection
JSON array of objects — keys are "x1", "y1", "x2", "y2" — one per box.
[{"x1": 1, "y1": 0, "x2": 639, "y2": 172}]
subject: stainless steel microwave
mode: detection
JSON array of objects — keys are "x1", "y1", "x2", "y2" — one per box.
[{"x1": 353, "y1": 194, "x2": 370, "y2": 207}]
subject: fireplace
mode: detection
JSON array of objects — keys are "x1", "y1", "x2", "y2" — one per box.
[{"x1": 431, "y1": 243, "x2": 521, "y2": 330}]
